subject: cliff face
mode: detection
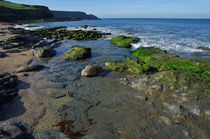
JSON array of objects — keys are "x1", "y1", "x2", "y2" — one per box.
[
  {"x1": 0, "y1": 1, "x2": 53, "y2": 22},
  {"x1": 51, "y1": 11, "x2": 99, "y2": 20}
]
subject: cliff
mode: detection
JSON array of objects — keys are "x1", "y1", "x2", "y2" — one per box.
[
  {"x1": 0, "y1": 0, "x2": 53, "y2": 22},
  {"x1": 51, "y1": 11, "x2": 99, "y2": 20}
]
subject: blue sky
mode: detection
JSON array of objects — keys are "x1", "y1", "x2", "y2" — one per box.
[{"x1": 9, "y1": 0, "x2": 210, "y2": 18}]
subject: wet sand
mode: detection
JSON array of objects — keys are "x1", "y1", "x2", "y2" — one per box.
[{"x1": 0, "y1": 23, "x2": 63, "y2": 132}]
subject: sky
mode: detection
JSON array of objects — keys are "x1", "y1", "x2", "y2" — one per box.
[{"x1": 8, "y1": 0, "x2": 210, "y2": 18}]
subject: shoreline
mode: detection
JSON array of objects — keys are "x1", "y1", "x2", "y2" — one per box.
[
  {"x1": 0, "y1": 21, "x2": 209, "y2": 138},
  {"x1": 0, "y1": 23, "x2": 66, "y2": 133}
]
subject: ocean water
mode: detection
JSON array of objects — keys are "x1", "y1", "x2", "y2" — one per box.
[
  {"x1": 15, "y1": 19, "x2": 210, "y2": 137},
  {"x1": 21, "y1": 18, "x2": 210, "y2": 56}
]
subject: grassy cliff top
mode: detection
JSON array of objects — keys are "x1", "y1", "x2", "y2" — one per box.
[{"x1": 0, "y1": 0, "x2": 38, "y2": 10}]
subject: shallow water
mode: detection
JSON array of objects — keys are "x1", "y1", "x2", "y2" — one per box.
[
  {"x1": 27, "y1": 40, "x2": 151, "y2": 137},
  {"x1": 15, "y1": 19, "x2": 210, "y2": 138}
]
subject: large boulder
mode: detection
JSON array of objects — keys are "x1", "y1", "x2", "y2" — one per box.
[
  {"x1": 32, "y1": 48, "x2": 56, "y2": 58},
  {"x1": 59, "y1": 47, "x2": 91, "y2": 61},
  {"x1": 0, "y1": 120, "x2": 34, "y2": 139},
  {"x1": 81, "y1": 65, "x2": 104, "y2": 77}
]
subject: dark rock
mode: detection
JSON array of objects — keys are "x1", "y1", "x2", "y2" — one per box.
[
  {"x1": 0, "y1": 73, "x2": 18, "y2": 90},
  {"x1": 17, "y1": 64, "x2": 45, "y2": 73},
  {"x1": 33, "y1": 48, "x2": 56, "y2": 58},
  {"x1": 0, "y1": 52, "x2": 7, "y2": 58},
  {"x1": 0, "y1": 73, "x2": 18, "y2": 108},
  {"x1": 81, "y1": 65, "x2": 104, "y2": 77},
  {"x1": 0, "y1": 120, "x2": 34, "y2": 139},
  {"x1": 0, "y1": 36, "x2": 40, "y2": 51}
]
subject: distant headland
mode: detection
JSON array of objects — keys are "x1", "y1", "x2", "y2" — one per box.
[{"x1": 0, "y1": 0, "x2": 100, "y2": 23}]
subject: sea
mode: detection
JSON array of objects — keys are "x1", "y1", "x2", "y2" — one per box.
[{"x1": 19, "y1": 18, "x2": 210, "y2": 59}]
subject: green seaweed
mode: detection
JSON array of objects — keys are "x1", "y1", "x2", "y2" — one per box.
[
  {"x1": 106, "y1": 47, "x2": 210, "y2": 91},
  {"x1": 110, "y1": 36, "x2": 140, "y2": 48},
  {"x1": 59, "y1": 47, "x2": 91, "y2": 61},
  {"x1": 105, "y1": 56, "x2": 157, "y2": 74}
]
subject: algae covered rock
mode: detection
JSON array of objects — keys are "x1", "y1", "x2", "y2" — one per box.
[
  {"x1": 26, "y1": 27, "x2": 110, "y2": 41},
  {"x1": 110, "y1": 35, "x2": 139, "y2": 48},
  {"x1": 59, "y1": 47, "x2": 91, "y2": 61},
  {"x1": 81, "y1": 65, "x2": 104, "y2": 77},
  {"x1": 106, "y1": 47, "x2": 210, "y2": 92},
  {"x1": 105, "y1": 56, "x2": 157, "y2": 74}
]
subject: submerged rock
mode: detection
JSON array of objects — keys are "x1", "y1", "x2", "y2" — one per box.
[
  {"x1": 81, "y1": 65, "x2": 104, "y2": 77},
  {"x1": 17, "y1": 64, "x2": 45, "y2": 73},
  {"x1": 33, "y1": 47, "x2": 56, "y2": 58},
  {"x1": 0, "y1": 120, "x2": 34, "y2": 139},
  {"x1": 59, "y1": 47, "x2": 91, "y2": 61},
  {"x1": 110, "y1": 35, "x2": 139, "y2": 48}
]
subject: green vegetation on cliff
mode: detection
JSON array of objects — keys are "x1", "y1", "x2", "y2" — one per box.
[
  {"x1": 0, "y1": 1, "x2": 37, "y2": 10},
  {"x1": 0, "y1": 0, "x2": 53, "y2": 22}
]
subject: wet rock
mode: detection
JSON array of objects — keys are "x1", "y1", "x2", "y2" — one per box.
[
  {"x1": 109, "y1": 35, "x2": 140, "y2": 48},
  {"x1": 0, "y1": 120, "x2": 34, "y2": 139},
  {"x1": 0, "y1": 52, "x2": 8, "y2": 58},
  {"x1": 35, "y1": 130, "x2": 66, "y2": 139},
  {"x1": 59, "y1": 47, "x2": 91, "y2": 61},
  {"x1": 81, "y1": 25, "x2": 88, "y2": 29},
  {"x1": 0, "y1": 73, "x2": 18, "y2": 108},
  {"x1": 0, "y1": 36, "x2": 41, "y2": 52},
  {"x1": 17, "y1": 64, "x2": 45, "y2": 73},
  {"x1": 159, "y1": 116, "x2": 171, "y2": 125},
  {"x1": 33, "y1": 47, "x2": 56, "y2": 58},
  {"x1": 81, "y1": 65, "x2": 104, "y2": 77}
]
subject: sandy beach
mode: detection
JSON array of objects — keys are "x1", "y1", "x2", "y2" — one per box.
[{"x1": 0, "y1": 23, "x2": 65, "y2": 132}]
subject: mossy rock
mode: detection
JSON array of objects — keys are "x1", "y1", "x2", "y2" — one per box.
[
  {"x1": 106, "y1": 47, "x2": 210, "y2": 92},
  {"x1": 131, "y1": 47, "x2": 210, "y2": 91},
  {"x1": 59, "y1": 47, "x2": 91, "y2": 61},
  {"x1": 81, "y1": 25, "x2": 88, "y2": 29},
  {"x1": 110, "y1": 36, "x2": 140, "y2": 48},
  {"x1": 18, "y1": 26, "x2": 109, "y2": 41},
  {"x1": 105, "y1": 56, "x2": 157, "y2": 74}
]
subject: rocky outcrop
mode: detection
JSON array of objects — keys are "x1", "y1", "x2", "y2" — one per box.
[
  {"x1": 0, "y1": 120, "x2": 34, "y2": 139},
  {"x1": 81, "y1": 65, "x2": 104, "y2": 77},
  {"x1": 0, "y1": 0, "x2": 53, "y2": 22},
  {"x1": 0, "y1": 36, "x2": 41, "y2": 52},
  {"x1": 0, "y1": 73, "x2": 18, "y2": 108}
]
